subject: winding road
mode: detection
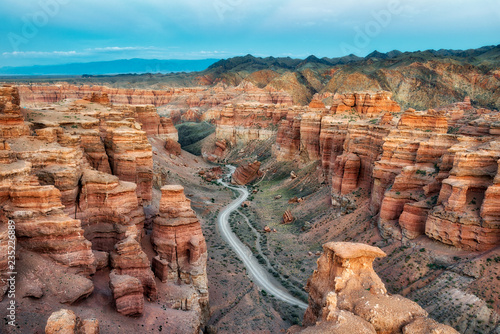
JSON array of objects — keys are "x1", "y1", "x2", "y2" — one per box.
[{"x1": 217, "y1": 166, "x2": 308, "y2": 309}]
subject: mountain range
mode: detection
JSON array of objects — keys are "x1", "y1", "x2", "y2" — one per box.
[{"x1": 0, "y1": 58, "x2": 220, "y2": 76}]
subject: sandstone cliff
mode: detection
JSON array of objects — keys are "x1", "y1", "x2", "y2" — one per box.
[
  {"x1": 0, "y1": 85, "x2": 31, "y2": 138},
  {"x1": 329, "y1": 91, "x2": 401, "y2": 116},
  {"x1": 0, "y1": 86, "x2": 209, "y2": 333},
  {"x1": 76, "y1": 169, "x2": 145, "y2": 252}
]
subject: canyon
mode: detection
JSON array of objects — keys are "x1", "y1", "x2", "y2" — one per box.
[
  {"x1": 0, "y1": 46, "x2": 499, "y2": 333},
  {"x1": 0, "y1": 85, "x2": 209, "y2": 333}
]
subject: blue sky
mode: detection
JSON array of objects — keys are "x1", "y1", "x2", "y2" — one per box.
[{"x1": 0, "y1": 0, "x2": 499, "y2": 67}]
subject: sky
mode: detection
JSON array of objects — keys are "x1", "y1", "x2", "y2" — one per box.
[{"x1": 0, "y1": 0, "x2": 499, "y2": 67}]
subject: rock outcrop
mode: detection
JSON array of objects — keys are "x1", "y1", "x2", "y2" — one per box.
[
  {"x1": 105, "y1": 123, "x2": 153, "y2": 203},
  {"x1": 76, "y1": 169, "x2": 145, "y2": 252},
  {"x1": 18, "y1": 84, "x2": 205, "y2": 107},
  {"x1": 424, "y1": 141, "x2": 500, "y2": 250},
  {"x1": 4, "y1": 180, "x2": 95, "y2": 271},
  {"x1": 151, "y1": 185, "x2": 209, "y2": 323},
  {"x1": 0, "y1": 85, "x2": 213, "y2": 332},
  {"x1": 232, "y1": 160, "x2": 263, "y2": 185},
  {"x1": 0, "y1": 85, "x2": 31, "y2": 138},
  {"x1": 132, "y1": 105, "x2": 178, "y2": 140},
  {"x1": 45, "y1": 309, "x2": 99, "y2": 334},
  {"x1": 109, "y1": 269, "x2": 145, "y2": 316},
  {"x1": 214, "y1": 104, "x2": 289, "y2": 146},
  {"x1": 330, "y1": 91, "x2": 401, "y2": 116},
  {"x1": 110, "y1": 236, "x2": 157, "y2": 300},
  {"x1": 371, "y1": 106, "x2": 500, "y2": 250},
  {"x1": 299, "y1": 242, "x2": 459, "y2": 334},
  {"x1": 282, "y1": 209, "x2": 294, "y2": 224}
]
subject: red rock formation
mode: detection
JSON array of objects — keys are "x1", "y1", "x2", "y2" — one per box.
[
  {"x1": 366, "y1": 105, "x2": 500, "y2": 250},
  {"x1": 110, "y1": 236, "x2": 157, "y2": 300},
  {"x1": 232, "y1": 160, "x2": 263, "y2": 185},
  {"x1": 300, "y1": 112, "x2": 322, "y2": 161},
  {"x1": 7, "y1": 134, "x2": 86, "y2": 216},
  {"x1": 88, "y1": 92, "x2": 110, "y2": 104},
  {"x1": 213, "y1": 139, "x2": 227, "y2": 160},
  {"x1": 164, "y1": 138, "x2": 182, "y2": 156},
  {"x1": 425, "y1": 141, "x2": 500, "y2": 250},
  {"x1": 18, "y1": 84, "x2": 206, "y2": 107},
  {"x1": 76, "y1": 169, "x2": 145, "y2": 252},
  {"x1": 397, "y1": 108, "x2": 448, "y2": 133},
  {"x1": 318, "y1": 117, "x2": 348, "y2": 173},
  {"x1": 300, "y1": 242, "x2": 458, "y2": 334},
  {"x1": 151, "y1": 185, "x2": 209, "y2": 322},
  {"x1": 0, "y1": 85, "x2": 30, "y2": 138},
  {"x1": 78, "y1": 128, "x2": 112, "y2": 174},
  {"x1": 282, "y1": 209, "x2": 294, "y2": 224},
  {"x1": 274, "y1": 106, "x2": 390, "y2": 187},
  {"x1": 109, "y1": 270, "x2": 144, "y2": 316},
  {"x1": 370, "y1": 109, "x2": 458, "y2": 238},
  {"x1": 132, "y1": 105, "x2": 178, "y2": 140},
  {"x1": 182, "y1": 109, "x2": 202, "y2": 122},
  {"x1": 308, "y1": 99, "x2": 326, "y2": 110},
  {"x1": 45, "y1": 309, "x2": 99, "y2": 334},
  {"x1": 274, "y1": 113, "x2": 302, "y2": 161},
  {"x1": 215, "y1": 104, "x2": 288, "y2": 146},
  {"x1": 105, "y1": 124, "x2": 153, "y2": 203},
  {"x1": 330, "y1": 91, "x2": 400, "y2": 116},
  {"x1": 332, "y1": 153, "x2": 361, "y2": 195},
  {"x1": 3, "y1": 180, "x2": 95, "y2": 272}
]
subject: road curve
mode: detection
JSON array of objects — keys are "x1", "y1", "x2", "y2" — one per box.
[{"x1": 217, "y1": 166, "x2": 308, "y2": 309}]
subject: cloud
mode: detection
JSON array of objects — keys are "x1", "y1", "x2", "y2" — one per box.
[
  {"x1": 86, "y1": 46, "x2": 158, "y2": 52},
  {"x1": 2, "y1": 50, "x2": 78, "y2": 57}
]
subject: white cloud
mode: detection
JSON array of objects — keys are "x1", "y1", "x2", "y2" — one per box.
[
  {"x1": 86, "y1": 46, "x2": 158, "y2": 52},
  {"x1": 2, "y1": 50, "x2": 78, "y2": 57}
]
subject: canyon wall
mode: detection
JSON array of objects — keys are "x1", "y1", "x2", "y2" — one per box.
[
  {"x1": 17, "y1": 84, "x2": 205, "y2": 107},
  {"x1": 0, "y1": 86, "x2": 209, "y2": 332},
  {"x1": 212, "y1": 90, "x2": 500, "y2": 251}
]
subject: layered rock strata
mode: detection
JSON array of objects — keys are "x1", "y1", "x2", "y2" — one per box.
[
  {"x1": 151, "y1": 185, "x2": 209, "y2": 323},
  {"x1": 18, "y1": 85, "x2": 205, "y2": 107},
  {"x1": 105, "y1": 123, "x2": 153, "y2": 203},
  {"x1": 109, "y1": 270, "x2": 145, "y2": 316},
  {"x1": 232, "y1": 160, "x2": 263, "y2": 185},
  {"x1": 3, "y1": 179, "x2": 95, "y2": 272},
  {"x1": 132, "y1": 105, "x2": 178, "y2": 140},
  {"x1": 76, "y1": 169, "x2": 145, "y2": 251},
  {"x1": 110, "y1": 236, "x2": 157, "y2": 300},
  {"x1": 299, "y1": 242, "x2": 459, "y2": 334},
  {"x1": 372, "y1": 106, "x2": 500, "y2": 250},
  {"x1": 45, "y1": 309, "x2": 99, "y2": 334},
  {"x1": 0, "y1": 85, "x2": 31, "y2": 138},
  {"x1": 214, "y1": 104, "x2": 293, "y2": 146},
  {"x1": 330, "y1": 91, "x2": 401, "y2": 116},
  {"x1": 424, "y1": 141, "x2": 500, "y2": 250}
]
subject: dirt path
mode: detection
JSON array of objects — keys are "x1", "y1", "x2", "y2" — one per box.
[{"x1": 217, "y1": 166, "x2": 308, "y2": 309}]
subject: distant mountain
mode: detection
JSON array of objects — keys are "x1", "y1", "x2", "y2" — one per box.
[
  {"x1": 206, "y1": 45, "x2": 500, "y2": 74},
  {"x1": 3, "y1": 44, "x2": 499, "y2": 110},
  {"x1": 206, "y1": 54, "x2": 363, "y2": 73},
  {"x1": 0, "y1": 58, "x2": 220, "y2": 76}
]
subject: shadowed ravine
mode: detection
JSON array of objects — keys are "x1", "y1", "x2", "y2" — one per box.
[{"x1": 217, "y1": 165, "x2": 308, "y2": 309}]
